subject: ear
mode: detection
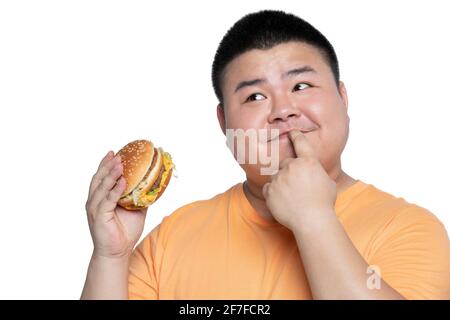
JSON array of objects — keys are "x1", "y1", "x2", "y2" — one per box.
[
  {"x1": 216, "y1": 103, "x2": 226, "y2": 135},
  {"x1": 338, "y1": 81, "x2": 349, "y2": 110}
]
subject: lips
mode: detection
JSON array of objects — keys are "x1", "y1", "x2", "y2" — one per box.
[
  {"x1": 266, "y1": 114, "x2": 319, "y2": 142},
  {"x1": 268, "y1": 128, "x2": 315, "y2": 142}
]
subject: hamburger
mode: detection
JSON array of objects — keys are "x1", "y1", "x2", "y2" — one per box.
[{"x1": 117, "y1": 139, "x2": 174, "y2": 210}]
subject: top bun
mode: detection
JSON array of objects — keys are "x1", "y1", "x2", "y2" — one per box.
[{"x1": 117, "y1": 139, "x2": 154, "y2": 196}]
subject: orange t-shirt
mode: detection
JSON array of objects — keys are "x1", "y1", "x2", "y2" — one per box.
[{"x1": 128, "y1": 180, "x2": 450, "y2": 299}]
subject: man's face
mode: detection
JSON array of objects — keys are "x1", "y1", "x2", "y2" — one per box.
[{"x1": 218, "y1": 41, "x2": 349, "y2": 187}]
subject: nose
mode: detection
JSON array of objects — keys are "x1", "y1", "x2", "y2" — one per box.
[{"x1": 268, "y1": 94, "x2": 301, "y2": 123}]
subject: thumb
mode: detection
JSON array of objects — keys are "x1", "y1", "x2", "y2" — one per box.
[{"x1": 288, "y1": 130, "x2": 316, "y2": 158}]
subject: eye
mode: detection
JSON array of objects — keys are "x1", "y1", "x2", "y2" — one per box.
[
  {"x1": 293, "y1": 82, "x2": 311, "y2": 92},
  {"x1": 245, "y1": 93, "x2": 266, "y2": 103}
]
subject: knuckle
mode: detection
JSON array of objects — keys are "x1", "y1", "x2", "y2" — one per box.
[
  {"x1": 300, "y1": 157, "x2": 313, "y2": 165},
  {"x1": 86, "y1": 202, "x2": 95, "y2": 215},
  {"x1": 111, "y1": 165, "x2": 121, "y2": 176},
  {"x1": 93, "y1": 171, "x2": 105, "y2": 183},
  {"x1": 92, "y1": 173, "x2": 100, "y2": 182},
  {"x1": 95, "y1": 199, "x2": 105, "y2": 214},
  {"x1": 105, "y1": 190, "x2": 115, "y2": 202},
  {"x1": 99, "y1": 176, "x2": 111, "y2": 190}
]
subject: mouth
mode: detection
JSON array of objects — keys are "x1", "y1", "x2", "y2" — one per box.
[{"x1": 267, "y1": 128, "x2": 315, "y2": 142}]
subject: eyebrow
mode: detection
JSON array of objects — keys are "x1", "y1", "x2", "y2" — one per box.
[{"x1": 234, "y1": 65, "x2": 317, "y2": 93}]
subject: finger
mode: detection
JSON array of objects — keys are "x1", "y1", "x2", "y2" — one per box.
[
  {"x1": 89, "y1": 154, "x2": 121, "y2": 199},
  {"x1": 98, "y1": 150, "x2": 114, "y2": 171},
  {"x1": 108, "y1": 176, "x2": 127, "y2": 204},
  {"x1": 279, "y1": 158, "x2": 294, "y2": 169},
  {"x1": 98, "y1": 176, "x2": 127, "y2": 214},
  {"x1": 96, "y1": 162, "x2": 123, "y2": 195},
  {"x1": 89, "y1": 151, "x2": 115, "y2": 197},
  {"x1": 288, "y1": 130, "x2": 316, "y2": 158},
  {"x1": 262, "y1": 182, "x2": 270, "y2": 199},
  {"x1": 89, "y1": 162, "x2": 123, "y2": 211}
]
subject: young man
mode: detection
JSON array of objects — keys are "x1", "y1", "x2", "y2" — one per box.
[{"x1": 81, "y1": 10, "x2": 450, "y2": 300}]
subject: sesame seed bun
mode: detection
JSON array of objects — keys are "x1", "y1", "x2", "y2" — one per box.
[
  {"x1": 117, "y1": 140, "x2": 155, "y2": 196},
  {"x1": 116, "y1": 139, "x2": 174, "y2": 210}
]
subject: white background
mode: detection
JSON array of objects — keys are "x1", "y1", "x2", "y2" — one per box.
[{"x1": 1, "y1": 0, "x2": 449, "y2": 299}]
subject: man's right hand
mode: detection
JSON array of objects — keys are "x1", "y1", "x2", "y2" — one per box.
[{"x1": 85, "y1": 150, "x2": 147, "y2": 260}]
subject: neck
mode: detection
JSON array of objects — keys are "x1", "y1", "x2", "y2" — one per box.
[{"x1": 243, "y1": 164, "x2": 357, "y2": 223}]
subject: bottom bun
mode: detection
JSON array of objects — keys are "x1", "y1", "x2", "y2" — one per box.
[{"x1": 117, "y1": 196, "x2": 143, "y2": 211}]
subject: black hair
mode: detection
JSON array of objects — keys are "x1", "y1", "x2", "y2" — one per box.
[{"x1": 211, "y1": 10, "x2": 340, "y2": 107}]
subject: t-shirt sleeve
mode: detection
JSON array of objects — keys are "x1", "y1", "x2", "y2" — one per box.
[
  {"x1": 368, "y1": 206, "x2": 450, "y2": 300},
  {"x1": 128, "y1": 223, "x2": 161, "y2": 300}
]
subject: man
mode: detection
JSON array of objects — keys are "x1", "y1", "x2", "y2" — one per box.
[{"x1": 81, "y1": 10, "x2": 450, "y2": 300}]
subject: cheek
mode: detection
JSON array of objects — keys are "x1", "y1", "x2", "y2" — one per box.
[
  {"x1": 224, "y1": 106, "x2": 270, "y2": 167},
  {"x1": 226, "y1": 105, "x2": 268, "y2": 131},
  {"x1": 226, "y1": 108, "x2": 264, "y2": 157},
  {"x1": 298, "y1": 96, "x2": 349, "y2": 167},
  {"x1": 315, "y1": 109, "x2": 349, "y2": 170}
]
